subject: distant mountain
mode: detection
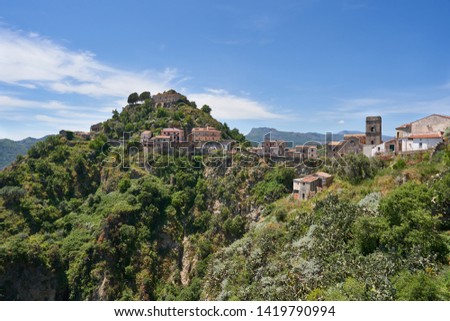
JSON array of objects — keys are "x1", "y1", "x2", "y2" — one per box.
[
  {"x1": 245, "y1": 127, "x2": 392, "y2": 146},
  {"x1": 0, "y1": 137, "x2": 47, "y2": 170}
]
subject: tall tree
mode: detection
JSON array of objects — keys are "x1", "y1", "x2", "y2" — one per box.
[{"x1": 127, "y1": 92, "x2": 139, "y2": 105}]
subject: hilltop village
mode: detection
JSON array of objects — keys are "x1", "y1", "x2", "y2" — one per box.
[
  {"x1": 2, "y1": 89, "x2": 450, "y2": 301},
  {"x1": 59, "y1": 90, "x2": 450, "y2": 205},
  {"x1": 86, "y1": 90, "x2": 450, "y2": 203}
]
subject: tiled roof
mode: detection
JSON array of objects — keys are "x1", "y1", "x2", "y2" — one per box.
[
  {"x1": 162, "y1": 128, "x2": 183, "y2": 131},
  {"x1": 408, "y1": 132, "x2": 443, "y2": 139},
  {"x1": 192, "y1": 126, "x2": 220, "y2": 132},
  {"x1": 344, "y1": 134, "x2": 366, "y2": 137},
  {"x1": 396, "y1": 114, "x2": 450, "y2": 129},
  {"x1": 299, "y1": 175, "x2": 320, "y2": 183},
  {"x1": 151, "y1": 135, "x2": 170, "y2": 139},
  {"x1": 328, "y1": 141, "x2": 343, "y2": 146}
]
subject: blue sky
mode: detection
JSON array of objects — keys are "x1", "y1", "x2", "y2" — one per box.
[{"x1": 1, "y1": 0, "x2": 450, "y2": 140}]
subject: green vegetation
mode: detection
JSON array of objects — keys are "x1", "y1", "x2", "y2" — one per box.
[
  {"x1": 0, "y1": 91, "x2": 449, "y2": 301},
  {"x1": 0, "y1": 136, "x2": 47, "y2": 169}
]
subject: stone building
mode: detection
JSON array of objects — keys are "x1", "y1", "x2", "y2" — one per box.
[
  {"x1": 293, "y1": 171, "x2": 334, "y2": 201},
  {"x1": 262, "y1": 139, "x2": 286, "y2": 157},
  {"x1": 191, "y1": 126, "x2": 222, "y2": 142},
  {"x1": 152, "y1": 90, "x2": 185, "y2": 108},
  {"x1": 327, "y1": 136, "x2": 363, "y2": 158},
  {"x1": 396, "y1": 114, "x2": 450, "y2": 153},
  {"x1": 295, "y1": 145, "x2": 318, "y2": 160},
  {"x1": 150, "y1": 135, "x2": 170, "y2": 153},
  {"x1": 366, "y1": 116, "x2": 382, "y2": 145},
  {"x1": 162, "y1": 128, "x2": 185, "y2": 142},
  {"x1": 90, "y1": 123, "x2": 102, "y2": 132},
  {"x1": 293, "y1": 175, "x2": 322, "y2": 200},
  {"x1": 344, "y1": 134, "x2": 366, "y2": 145}
]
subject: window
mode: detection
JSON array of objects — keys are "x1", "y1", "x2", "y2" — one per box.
[
  {"x1": 302, "y1": 193, "x2": 305, "y2": 200},
  {"x1": 371, "y1": 126, "x2": 375, "y2": 132},
  {"x1": 419, "y1": 142, "x2": 423, "y2": 149},
  {"x1": 371, "y1": 140, "x2": 374, "y2": 144}
]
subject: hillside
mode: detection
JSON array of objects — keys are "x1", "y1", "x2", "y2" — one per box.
[
  {"x1": 0, "y1": 90, "x2": 449, "y2": 301},
  {"x1": 246, "y1": 127, "x2": 393, "y2": 146},
  {"x1": 0, "y1": 137, "x2": 47, "y2": 170}
]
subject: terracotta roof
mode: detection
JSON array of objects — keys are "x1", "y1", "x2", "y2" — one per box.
[
  {"x1": 151, "y1": 135, "x2": 170, "y2": 140},
  {"x1": 408, "y1": 132, "x2": 443, "y2": 139},
  {"x1": 162, "y1": 128, "x2": 183, "y2": 132},
  {"x1": 295, "y1": 145, "x2": 316, "y2": 149},
  {"x1": 328, "y1": 141, "x2": 343, "y2": 146},
  {"x1": 192, "y1": 126, "x2": 220, "y2": 132},
  {"x1": 315, "y1": 172, "x2": 332, "y2": 178},
  {"x1": 299, "y1": 175, "x2": 321, "y2": 183},
  {"x1": 344, "y1": 134, "x2": 366, "y2": 138}
]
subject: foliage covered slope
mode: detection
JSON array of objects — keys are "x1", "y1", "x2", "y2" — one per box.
[
  {"x1": 0, "y1": 92, "x2": 449, "y2": 301},
  {"x1": 0, "y1": 137, "x2": 47, "y2": 170}
]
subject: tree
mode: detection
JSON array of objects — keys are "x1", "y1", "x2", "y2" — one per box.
[
  {"x1": 127, "y1": 92, "x2": 139, "y2": 105},
  {"x1": 201, "y1": 105, "x2": 211, "y2": 114},
  {"x1": 139, "y1": 91, "x2": 151, "y2": 101},
  {"x1": 112, "y1": 109, "x2": 120, "y2": 120}
]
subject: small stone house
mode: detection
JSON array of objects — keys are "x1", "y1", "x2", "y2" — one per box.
[
  {"x1": 293, "y1": 175, "x2": 322, "y2": 200},
  {"x1": 293, "y1": 171, "x2": 334, "y2": 201}
]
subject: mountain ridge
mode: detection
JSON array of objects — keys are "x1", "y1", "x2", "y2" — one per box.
[{"x1": 246, "y1": 127, "x2": 393, "y2": 145}]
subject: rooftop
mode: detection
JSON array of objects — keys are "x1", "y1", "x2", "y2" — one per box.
[
  {"x1": 151, "y1": 135, "x2": 171, "y2": 140},
  {"x1": 298, "y1": 175, "x2": 321, "y2": 183},
  {"x1": 192, "y1": 126, "x2": 220, "y2": 132},
  {"x1": 162, "y1": 127, "x2": 183, "y2": 131},
  {"x1": 408, "y1": 132, "x2": 443, "y2": 139}
]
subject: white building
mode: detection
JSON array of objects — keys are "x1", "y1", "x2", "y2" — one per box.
[
  {"x1": 395, "y1": 114, "x2": 450, "y2": 153},
  {"x1": 398, "y1": 133, "x2": 443, "y2": 152}
]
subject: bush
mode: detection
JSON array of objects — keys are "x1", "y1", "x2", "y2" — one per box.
[
  {"x1": 394, "y1": 271, "x2": 444, "y2": 300},
  {"x1": 338, "y1": 154, "x2": 380, "y2": 184},
  {"x1": 118, "y1": 178, "x2": 131, "y2": 193}
]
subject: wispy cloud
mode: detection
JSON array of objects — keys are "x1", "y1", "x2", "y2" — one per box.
[
  {"x1": 189, "y1": 89, "x2": 285, "y2": 120},
  {"x1": 0, "y1": 28, "x2": 178, "y2": 97}
]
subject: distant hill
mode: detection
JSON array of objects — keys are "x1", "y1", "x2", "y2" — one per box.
[
  {"x1": 0, "y1": 137, "x2": 47, "y2": 170},
  {"x1": 245, "y1": 127, "x2": 392, "y2": 146}
]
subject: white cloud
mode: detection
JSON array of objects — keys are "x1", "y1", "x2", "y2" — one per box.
[
  {"x1": 338, "y1": 120, "x2": 345, "y2": 124},
  {"x1": 0, "y1": 28, "x2": 177, "y2": 97},
  {"x1": 189, "y1": 89, "x2": 285, "y2": 120}
]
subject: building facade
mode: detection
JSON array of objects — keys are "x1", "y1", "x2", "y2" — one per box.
[
  {"x1": 162, "y1": 128, "x2": 185, "y2": 142},
  {"x1": 293, "y1": 172, "x2": 333, "y2": 201},
  {"x1": 152, "y1": 90, "x2": 185, "y2": 107},
  {"x1": 366, "y1": 116, "x2": 382, "y2": 145},
  {"x1": 191, "y1": 126, "x2": 222, "y2": 142},
  {"x1": 396, "y1": 114, "x2": 450, "y2": 152}
]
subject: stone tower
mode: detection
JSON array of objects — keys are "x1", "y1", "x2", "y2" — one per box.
[{"x1": 365, "y1": 116, "x2": 382, "y2": 145}]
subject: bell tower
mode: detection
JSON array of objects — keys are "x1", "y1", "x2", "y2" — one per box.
[{"x1": 366, "y1": 116, "x2": 382, "y2": 145}]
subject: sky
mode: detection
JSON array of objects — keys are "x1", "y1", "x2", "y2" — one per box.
[{"x1": 0, "y1": 0, "x2": 450, "y2": 140}]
